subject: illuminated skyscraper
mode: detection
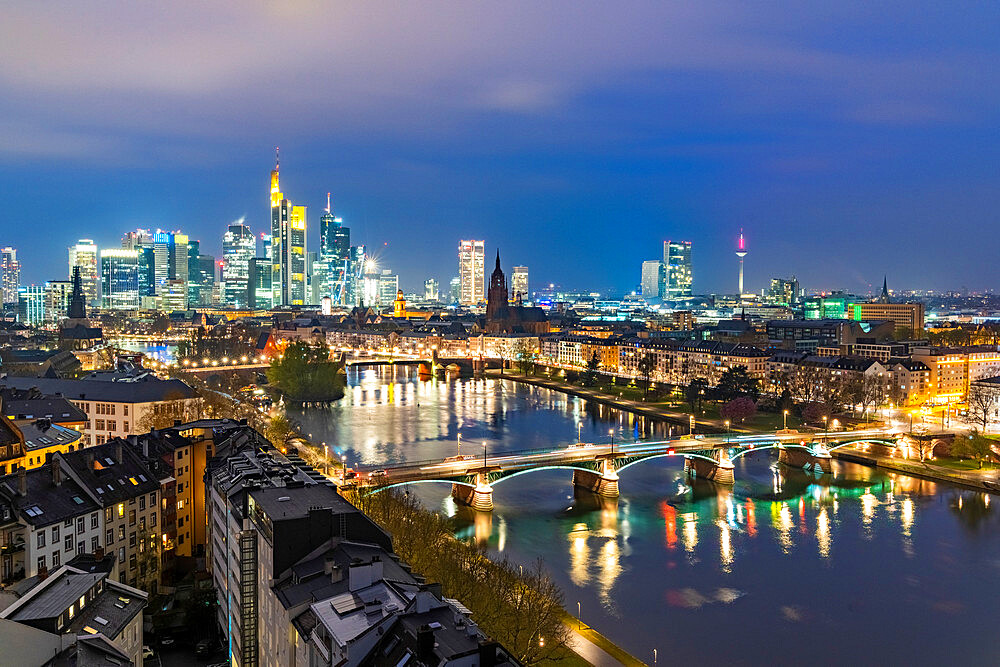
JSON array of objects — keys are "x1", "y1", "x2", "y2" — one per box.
[
  {"x1": 424, "y1": 278, "x2": 439, "y2": 301},
  {"x1": 458, "y1": 240, "x2": 485, "y2": 306},
  {"x1": 68, "y1": 239, "x2": 98, "y2": 306},
  {"x1": 663, "y1": 240, "x2": 692, "y2": 298},
  {"x1": 100, "y1": 248, "x2": 140, "y2": 310},
  {"x1": 512, "y1": 266, "x2": 529, "y2": 303},
  {"x1": 269, "y1": 150, "x2": 307, "y2": 305},
  {"x1": 319, "y1": 193, "x2": 351, "y2": 305},
  {"x1": 641, "y1": 260, "x2": 664, "y2": 299},
  {"x1": 222, "y1": 218, "x2": 256, "y2": 307},
  {"x1": 1, "y1": 247, "x2": 20, "y2": 304}
]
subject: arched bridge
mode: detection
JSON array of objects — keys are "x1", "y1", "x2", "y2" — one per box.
[{"x1": 351, "y1": 429, "x2": 900, "y2": 511}]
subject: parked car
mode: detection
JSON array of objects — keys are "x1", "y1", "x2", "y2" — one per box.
[{"x1": 194, "y1": 639, "x2": 214, "y2": 658}]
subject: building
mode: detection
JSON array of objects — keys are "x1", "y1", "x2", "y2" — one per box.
[
  {"x1": 512, "y1": 265, "x2": 529, "y2": 303},
  {"x1": 458, "y1": 240, "x2": 485, "y2": 306},
  {"x1": 484, "y1": 253, "x2": 549, "y2": 335},
  {"x1": 0, "y1": 375, "x2": 201, "y2": 447},
  {"x1": 67, "y1": 240, "x2": 98, "y2": 307},
  {"x1": 641, "y1": 260, "x2": 664, "y2": 300},
  {"x1": 16, "y1": 285, "x2": 45, "y2": 326},
  {"x1": 58, "y1": 268, "x2": 103, "y2": 352},
  {"x1": 0, "y1": 563, "x2": 147, "y2": 665},
  {"x1": 319, "y1": 194, "x2": 352, "y2": 306},
  {"x1": 378, "y1": 270, "x2": 399, "y2": 310},
  {"x1": 423, "y1": 278, "x2": 439, "y2": 302},
  {"x1": 766, "y1": 319, "x2": 895, "y2": 352},
  {"x1": 188, "y1": 240, "x2": 216, "y2": 307},
  {"x1": 99, "y1": 249, "x2": 140, "y2": 310},
  {"x1": 766, "y1": 276, "x2": 800, "y2": 306},
  {"x1": 663, "y1": 240, "x2": 692, "y2": 298},
  {"x1": 1, "y1": 247, "x2": 20, "y2": 305},
  {"x1": 223, "y1": 218, "x2": 257, "y2": 307},
  {"x1": 851, "y1": 302, "x2": 925, "y2": 336},
  {"x1": 269, "y1": 152, "x2": 308, "y2": 306},
  {"x1": 803, "y1": 292, "x2": 855, "y2": 320},
  {"x1": 59, "y1": 442, "x2": 161, "y2": 591},
  {"x1": 43, "y1": 281, "x2": 73, "y2": 324},
  {"x1": 911, "y1": 345, "x2": 1000, "y2": 404}
]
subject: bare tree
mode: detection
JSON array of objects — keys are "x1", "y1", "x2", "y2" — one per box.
[{"x1": 967, "y1": 382, "x2": 999, "y2": 432}]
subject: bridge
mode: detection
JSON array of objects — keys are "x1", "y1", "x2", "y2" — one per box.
[{"x1": 349, "y1": 428, "x2": 901, "y2": 511}]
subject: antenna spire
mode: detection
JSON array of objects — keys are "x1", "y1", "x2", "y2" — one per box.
[
  {"x1": 326, "y1": 192, "x2": 331, "y2": 214},
  {"x1": 275, "y1": 146, "x2": 280, "y2": 170}
]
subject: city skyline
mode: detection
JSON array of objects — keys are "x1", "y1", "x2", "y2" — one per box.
[{"x1": 2, "y1": 3, "x2": 999, "y2": 294}]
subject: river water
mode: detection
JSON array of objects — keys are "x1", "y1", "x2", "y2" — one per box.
[{"x1": 291, "y1": 366, "x2": 1000, "y2": 665}]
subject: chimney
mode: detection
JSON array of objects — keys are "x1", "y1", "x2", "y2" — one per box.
[
  {"x1": 94, "y1": 545, "x2": 105, "y2": 560},
  {"x1": 417, "y1": 625, "x2": 436, "y2": 661},
  {"x1": 17, "y1": 466, "x2": 27, "y2": 496},
  {"x1": 348, "y1": 559, "x2": 373, "y2": 592},
  {"x1": 51, "y1": 457, "x2": 62, "y2": 486},
  {"x1": 37, "y1": 565, "x2": 49, "y2": 582},
  {"x1": 114, "y1": 439, "x2": 123, "y2": 462}
]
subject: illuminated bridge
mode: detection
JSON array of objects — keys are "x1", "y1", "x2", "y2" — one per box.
[{"x1": 352, "y1": 429, "x2": 901, "y2": 511}]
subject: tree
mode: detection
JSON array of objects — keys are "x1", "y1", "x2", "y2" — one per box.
[
  {"x1": 859, "y1": 374, "x2": 887, "y2": 421},
  {"x1": 580, "y1": 352, "x2": 600, "y2": 387},
  {"x1": 512, "y1": 338, "x2": 536, "y2": 375},
  {"x1": 267, "y1": 341, "x2": 345, "y2": 403},
  {"x1": 801, "y1": 402, "x2": 831, "y2": 426},
  {"x1": 686, "y1": 378, "x2": 709, "y2": 412},
  {"x1": 721, "y1": 397, "x2": 757, "y2": 424},
  {"x1": 951, "y1": 430, "x2": 997, "y2": 469},
  {"x1": 967, "y1": 382, "x2": 999, "y2": 432},
  {"x1": 716, "y1": 365, "x2": 761, "y2": 402},
  {"x1": 136, "y1": 391, "x2": 201, "y2": 432},
  {"x1": 636, "y1": 353, "x2": 655, "y2": 400}
]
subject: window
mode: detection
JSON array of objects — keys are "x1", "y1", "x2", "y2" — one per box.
[
  {"x1": 151, "y1": 512, "x2": 157, "y2": 526},
  {"x1": 52, "y1": 550, "x2": 60, "y2": 567},
  {"x1": 178, "y1": 516, "x2": 184, "y2": 528},
  {"x1": 91, "y1": 536, "x2": 98, "y2": 551},
  {"x1": 90, "y1": 512, "x2": 98, "y2": 529},
  {"x1": 128, "y1": 510, "x2": 136, "y2": 526},
  {"x1": 106, "y1": 529, "x2": 114, "y2": 544},
  {"x1": 117, "y1": 503, "x2": 124, "y2": 518},
  {"x1": 177, "y1": 500, "x2": 184, "y2": 510},
  {"x1": 129, "y1": 532, "x2": 136, "y2": 547},
  {"x1": 149, "y1": 493, "x2": 155, "y2": 506},
  {"x1": 139, "y1": 517, "x2": 146, "y2": 532},
  {"x1": 95, "y1": 419, "x2": 105, "y2": 431},
  {"x1": 124, "y1": 405, "x2": 128, "y2": 416},
  {"x1": 129, "y1": 554, "x2": 136, "y2": 571},
  {"x1": 51, "y1": 525, "x2": 59, "y2": 542},
  {"x1": 118, "y1": 547, "x2": 125, "y2": 563},
  {"x1": 177, "y1": 483, "x2": 184, "y2": 494},
  {"x1": 139, "y1": 496, "x2": 145, "y2": 511},
  {"x1": 104, "y1": 507, "x2": 112, "y2": 523},
  {"x1": 37, "y1": 532, "x2": 46, "y2": 548},
  {"x1": 37, "y1": 555, "x2": 46, "y2": 571},
  {"x1": 178, "y1": 534, "x2": 185, "y2": 545},
  {"x1": 108, "y1": 421, "x2": 116, "y2": 432},
  {"x1": 76, "y1": 517, "x2": 84, "y2": 534},
  {"x1": 124, "y1": 421, "x2": 129, "y2": 432},
  {"x1": 65, "y1": 535, "x2": 73, "y2": 551},
  {"x1": 77, "y1": 541, "x2": 84, "y2": 555},
  {"x1": 118, "y1": 525, "x2": 125, "y2": 540}
]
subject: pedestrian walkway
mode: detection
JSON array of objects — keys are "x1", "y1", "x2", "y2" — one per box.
[{"x1": 564, "y1": 623, "x2": 628, "y2": 666}]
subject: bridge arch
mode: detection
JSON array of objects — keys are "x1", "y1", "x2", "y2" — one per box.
[
  {"x1": 615, "y1": 451, "x2": 720, "y2": 474},
  {"x1": 827, "y1": 438, "x2": 897, "y2": 451},
  {"x1": 368, "y1": 479, "x2": 476, "y2": 494},
  {"x1": 489, "y1": 465, "x2": 601, "y2": 486},
  {"x1": 728, "y1": 442, "x2": 816, "y2": 461}
]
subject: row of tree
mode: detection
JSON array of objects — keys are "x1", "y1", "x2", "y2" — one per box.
[
  {"x1": 267, "y1": 341, "x2": 346, "y2": 403},
  {"x1": 347, "y1": 489, "x2": 570, "y2": 664}
]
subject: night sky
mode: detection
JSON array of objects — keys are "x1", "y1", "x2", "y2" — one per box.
[{"x1": 2, "y1": 2, "x2": 998, "y2": 295}]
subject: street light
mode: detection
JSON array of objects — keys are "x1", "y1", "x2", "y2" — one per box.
[
  {"x1": 609, "y1": 428, "x2": 615, "y2": 455},
  {"x1": 783, "y1": 409, "x2": 789, "y2": 430},
  {"x1": 577, "y1": 422, "x2": 582, "y2": 444},
  {"x1": 822, "y1": 415, "x2": 829, "y2": 442},
  {"x1": 725, "y1": 420, "x2": 731, "y2": 444},
  {"x1": 577, "y1": 602, "x2": 581, "y2": 630},
  {"x1": 483, "y1": 441, "x2": 488, "y2": 469}
]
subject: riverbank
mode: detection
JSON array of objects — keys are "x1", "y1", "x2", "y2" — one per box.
[
  {"x1": 491, "y1": 370, "x2": 726, "y2": 433},
  {"x1": 833, "y1": 446, "x2": 1000, "y2": 493}
]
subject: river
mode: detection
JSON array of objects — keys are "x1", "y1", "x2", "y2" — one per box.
[{"x1": 290, "y1": 366, "x2": 1000, "y2": 665}]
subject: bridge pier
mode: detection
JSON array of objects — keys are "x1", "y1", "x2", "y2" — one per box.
[
  {"x1": 684, "y1": 451, "x2": 735, "y2": 485},
  {"x1": 451, "y1": 473, "x2": 494, "y2": 511},
  {"x1": 778, "y1": 445, "x2": 833, "y2": 473},
  {"x1": 572, "y1": 459, "x2": 619, "y2": 497}
]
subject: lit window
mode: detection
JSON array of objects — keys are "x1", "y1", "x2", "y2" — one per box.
[{"x1": 117, "y1": 503, "x2": 124, "y2": 518}]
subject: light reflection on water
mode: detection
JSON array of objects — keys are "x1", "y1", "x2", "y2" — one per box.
[{"x1": 292, "y1": 367, "x2": 1000, "y2": 665}]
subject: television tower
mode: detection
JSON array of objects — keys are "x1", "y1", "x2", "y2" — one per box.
[{"x1": 736, "y1": 229, "x2": 747, "y2": 296}]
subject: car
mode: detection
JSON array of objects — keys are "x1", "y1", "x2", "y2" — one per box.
[
  {"x1": 370, "y1": 469, "x2": 387, "y2": 477},
  {"x1": 158, "y1": 636, "x2": 175, "y2": 648},
  {"x1": 194, "y1": 638, "x2": 215, "y2": 658},
  {"x1": 142, "y1": 646, "x2": 156, "y2": 660}
]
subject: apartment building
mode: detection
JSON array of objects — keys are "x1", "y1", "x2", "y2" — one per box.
[
  {"x1": 0, "y1": 376, "x2": 201, "y2": 446},
  {"x1": 910, "y1": 345, "x2": 1000, "y2": 403}
]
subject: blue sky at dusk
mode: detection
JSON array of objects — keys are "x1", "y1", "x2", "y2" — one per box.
[{"x1": 1, "y1": 2, "x2": 998, "y2": 295}]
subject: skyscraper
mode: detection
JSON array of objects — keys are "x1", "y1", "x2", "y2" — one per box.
[
  {"x1": 100, "y1": 248, "x2": 140, "y2": 310},
  {"x1": 378, "y1": 269, "x2": 399, "y2": 309},
  {"x1": 269, "y1": 150, "x2": 307, "y2": 306},
  {"x1": 319, "y1": 193, "x2": 351, "y2": 305},
  {"x1": 663, "y1": 240, "x2": 693, "y2": 298},
  {"x1": 44, "y1": 280, "x2": 73, "y2": 323},
  {"x1": 68, "y1": 239, "x2": 99, "y2": 306},
  {"x1": 222, "y1": 218, "x2": 256, "y2": 307},
  {"x1": 641, "y1": 260, "x2": 665, "y2": 300},
  {"x1": 458, "y1": 240, "x2": 485, "y2": 306},
  {"x1": 17, "y1": 285, "x2": 45, "y2": 326},
  {"x1": 424, "y1": 278, "x2": 439, "y2": 301},
  {"x1": 512, "y1": 266, "x2": 529, "y2": 303},
  {"x1": 1, "y1": 247, "x2": 20, "y2": 305}
]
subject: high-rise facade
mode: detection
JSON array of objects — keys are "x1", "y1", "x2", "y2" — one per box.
[
  {"x1": 424, "y1": 278, "x2": 439, "y2": 301},
  {"x1": 17, "y1": 285, "x2": 45, "y2": 325},
  {"x1": 44, "y1": 280, "x2": 73, "y2": 323},
  {"x1": 269, "y1": 153, "x2": 307, "y2": 306},
  {"x1": 222, "y1": 218, "x2": 256, "y2": 307},
  {"x1": 188, "y1": 241, "x2": 216, "y2": 307},
  {"x1": 378, "y1": 270, "x2": 399, "y2": 309},
  {"x1": 641, "y1": 260, "x2": 665, "y2": 299},
  {"x1": 319, "y1": 194, "x2": 351, "y2": 305},
  {"x1": 68, "y1": 239, "x2": 99, "y2": 306},
  {"x1": 767, "y1": 276, "x2": 801, "y2": 306},
  {"x1": 1, "y1": 247, "x2": 20, "y2": 304},
  {"x1": 458, "y1": 240, "x2": 485, "y2": 306},
  {"x1": 100, "y1": 248, "x2": 140, "y2": 310},
  {"x1": 512, "y1": 266, "x2": 529, "y2": 303},
  {"x1": 248, "y1": 257, "x2": 272, "y2": 309},
  {"x1": 663, "y1": 240, "x2": 693, "y2": 298}
]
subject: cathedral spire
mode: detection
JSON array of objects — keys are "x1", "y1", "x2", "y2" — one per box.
[
  {"x1": 878, "y1": 275, "x2": 890, "y2": 303},
  {"x1": 495, "y1": 249, "x2": 501, "y2": 272}
]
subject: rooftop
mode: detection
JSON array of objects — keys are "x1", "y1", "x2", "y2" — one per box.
[{"x1": 0, "y1": 376, "x2": 199, "y2": 404}]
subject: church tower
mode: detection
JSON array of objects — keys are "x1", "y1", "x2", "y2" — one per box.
[{"x1": 485, "y1": 250, "x2": 509, "y2": 323}]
